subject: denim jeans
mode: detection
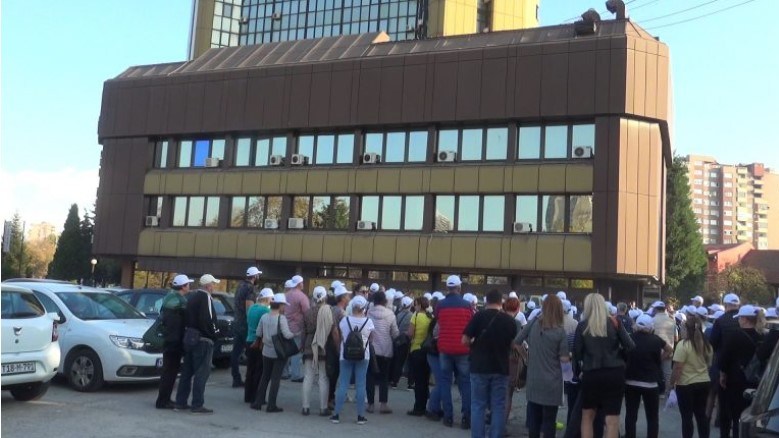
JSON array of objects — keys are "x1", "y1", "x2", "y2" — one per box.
[
  {"x1": 335, "y1": 359, "x2": 369, "y2": 417},
  {"x1": 175, "y1": 340, "x2": 214, "y2": 409},
  {"x1": 439, "y1": 353, "x2": 471, "y2": 421},
  {"x1": 427, "y1": 354, "x2": 443, "y2": 414},
  {"x1": 527, "y1": 401, "x2": 559, "y2": 438},
  {"x1": 286, "y1": 335, "x2": 304, "y2": 380},
  {"x1": 230, "y1": 322, "x2": 247, "y2": 383},
  {"x1": 471, "y1": 373, "x2": 508, "y2": 438}
]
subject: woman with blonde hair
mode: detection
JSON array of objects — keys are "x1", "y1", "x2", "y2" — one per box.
[{"x1": 573, "y1": 293, "x2": 634, "y2": 438}]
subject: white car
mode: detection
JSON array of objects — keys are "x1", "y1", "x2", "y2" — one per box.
[
  {"x1": 3, "y1": 280, "x2": 163, "y2": 392},
  {"x1": 1, "y1": 284, "x2": 61, "y2": 401}
]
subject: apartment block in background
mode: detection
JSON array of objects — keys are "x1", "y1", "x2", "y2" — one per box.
[
  {"x1": 685, "y1": 155, "x2": 779, "y2": 249},
  {"x1": 188, "y1": 0, "x2": 538, "y2": 58}
]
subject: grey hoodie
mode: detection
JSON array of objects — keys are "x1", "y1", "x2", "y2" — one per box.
[{"x1": 368, "y1": 305, "x2": 399, "y2": 357}]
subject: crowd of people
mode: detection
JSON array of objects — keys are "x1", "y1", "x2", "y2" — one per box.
[{"x1": 150, "y1": 268, "x2": 779, "y2": 438}]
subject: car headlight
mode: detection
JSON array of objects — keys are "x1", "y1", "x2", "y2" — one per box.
[{"x1": 110, "y1": 335, "x2": 146, "y2": 350}]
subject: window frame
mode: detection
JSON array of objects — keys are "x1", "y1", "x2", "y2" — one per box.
[
  {"x1": 359, "y1": 195, "x2": 425, "y2": 231},
  {"x1": 229, "y1": 195, "x2": 284, "y2": 229},
  {"x1": 287, "y1": 195, "x2": 352, "y2": 231},
  {"x1": 153, "y1": 140, "x2": 169, "y2": 168},
  {"x1": 433, "y1": 195, "x2": 506, "y2": 233},
  {"x1": 233, "y1": 135, "x2": 288, "y2": 167},
  {"x1": 177, "y1": 139, "x2": 226, "y2": 168},
  {"x1": 516, "y1": 122, "x2": 596, "y2": 161},
  {"x1": 171, "y1": 196, "x2": 221, "y2": 228},
  {"x1": 513, "y1": 193, "x2": 593, "y2": 234},
  {"x1": 437, "y1": 125, "x2": 509, "y2": 163},
  {"x1": 296, "y1": 132, "x2": 355, "y2": 165},
  {"x1": 363, "y1": 130, "x2": 429, "y2": 164}
]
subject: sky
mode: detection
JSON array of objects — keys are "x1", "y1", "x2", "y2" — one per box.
[{"x1": 1, "y1": 0, "x2": 778, "y2": 229}]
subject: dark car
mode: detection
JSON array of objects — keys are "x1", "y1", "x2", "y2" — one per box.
[
  {"x1": 116, "y1": 289, "x2": 235, "y2": 368},
  {"x1": 739, "y1": 322, "x2": 779, "y2": 436}
]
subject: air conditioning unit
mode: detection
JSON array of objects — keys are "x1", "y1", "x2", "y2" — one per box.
[
  {"x1": 438, "y1": 150, "x2": 457, "y2": 162},
  {"x1": 264, "y1": 219, "x2": 279, "y2": 229},
  {"x1": 204, "y1": 157, "x2": 220, "y2": 167},
  {"x1": 291, "y1": 154, "x2": 309, "y2": 166},
  {"x1": 362, "y1": 152, "x2": 381, "y2": 164},
  {"x1": 145, "y1": 216, "x2": 159, "y2": 227},
  {"x1": 357, "y1": 220, "x2": 376, "y2": 231},
  {"x1": 271, "y1": 12, "x2": 282, "y2": 20},
  {"x1": 513, "y1": 222, "x2": 533, "y2": 233},
  {"x1": 573, "y1": 146, "x2": 593, "y2": 159},
  {"x1": 269, "y1": 155, "x2": 285, "y2": 166},
  {"x1": 240, "y1": 16, "x2": 249, "y2": 24},
  {"x1": 288, "y1": 218, "x2": 305, "y2": 229}
]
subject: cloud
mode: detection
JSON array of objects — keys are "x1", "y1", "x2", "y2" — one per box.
[{"x1": 0, "y1": 167, "x2": 99, "y2": 231}]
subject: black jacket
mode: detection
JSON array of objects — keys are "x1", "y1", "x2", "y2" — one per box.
[
  {"x1": 573, "y1": 317, "x2": 635, "y2": 374},
  {"x1": 625, "y1": 331, "x2": 665, "y2": 384},
  {"x1": 185, "y1": 290, "x2": 219, "y2": 341},
  {"x1": 160, "y1": 292, "x2": 187, "y2": 347},
  {"x1": 720, "y1": 327, "x2": 762, "y2": 388},
  {"x1": 710, "y1": 309, "x2": 740, "y2": 363}
]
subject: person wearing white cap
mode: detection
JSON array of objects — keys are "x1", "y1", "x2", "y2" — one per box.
[
  {"x1": 284, "y1": 275, "x2": 310, "y2": 382},
  {"x1": 690, "y1": 295, "x2": 704, "y2": 308},
  {"x1": 390, "y1": 296, "x2": 415, "y2": 389},
  {"x1": 556, "y1": 291, "x2": 567, "y2": 301},
  {"x1": 423, "y1": 292, "x2": 433, "y2": 301},
  {"x1": 327, "y1": 285, "x2": 352, "y2": 408},
  {"x1": 175, "y1": 274, "x2": 221, "y2": 413},
  {"x1": 628, "y1": 308, "x2": 643, "y2": 321},
  {"x1": 616, "y1": 302, "x2": 634, "y2": 335},
  {"x1": 300, "y1": 286, "x2": 336, "y2": 416},
  {"x1": 230, "y1": 266, "x2": 263, "y2": 387},
  {"x1": 432, "y1": 291, "x2": 445, "y2": 301},
  {"x1": 245, "y1": 288, "x2": 274, "y2": 404},
  {"x1": 624, "y1": 314, "x2": 671, "y2": 438},
  {"x1": 407, "y1": 294, "x2": 435, "y2": 417},
  {"x1": 709, "y1": 294, "x2": 742, "y2": 434},
  {"x1": 251, "y1": 293, "x2": 295, "y2": 412},
  {"x1": 366, "y1": 290, "x2": 400, "y2": 413},
  {"x1": 462, "y1": 293, "x2": 478, "y2": 313},
  {"x1": 650, "y1": 300, "x2": 676, "y2": 393},
  {"x1": 509, "y1": 291, "x2": 518, "y2": 299},
  {"x1": 155, "y1": 274, "x2": 193, "y2": 410},
  {"x1": 331, "y1": 295, "x2": 375, "y2": 425}
]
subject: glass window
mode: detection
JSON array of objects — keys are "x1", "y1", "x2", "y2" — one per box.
[
  {"x1": 544, "y1": 126, "x2": 568, "y2": 159},
  {"x1": 173, "y1": 197, "x2": 187, "y2": 226},
  {"x1": 572, "y1": 124, "x2": 595, "y2": 154},
  {"x1": 542, "y1": 195, "x2": 565, "y2": 232},
  {"x1": 311, "y1": 196, "x2": 331, "y2": 228},
  {"x1": 267, "y1": 197, "x2": 282, "y2": 220},
  {"x1": 247, "y1": 196, "x2": 265, "y2": 227},
  {"x1": 332, "y1": 196, "x2": 350, "y2": 229},
  {"x1": 482, "y1": 196, "x2": 505, "y2": 232},
  {"x1": 458, "y1": 196, "x2": 480, "y2": 231},
  {"x1": 293, "y1": 196, "x2": 310, "y2": 220},
  {"x1": 569, "y1": 195, "x2": 592, "y2": 233},
  {"x1": 382, "y1": 196, "x2": 402, "y2": 230},
  {"x1": 193, "y1": 140, "x2": 210, "y2": 166},
  {"x1": 407, "y1": 131, "x2": 427, "y2": 162},
  {"x1": 255, "y1": 139, "x2": 270, "y2": 166},
  {"x1": 438, "y1": 129, "x2": 458, "y2": 153},
  {"x1": 179, "y1": 140, "x2": 192, "y2": 167},
  {"x1": 518, "y1": 126, "x2": 541, "y2": 159},
  {"x1": 461, "y1": 129, "x2": 483, "y2": 161},
  {"x1": 515, "y1": 195, "x2": 538, "y2": 232},
  {"x1": 485, "y1": 127, "x2": 508, "y2": 160},
  {"x1": 385, "y1": 132, "x2": 405, "y2": 163},
  {"x1": 156, "y1": 141, "x2": 168, "y2": 168},
  {"x1": 211, "y1": 139, "x2": 226, "y2": 160},
  {"x1": 205, "y1": 197, "x2": 220, "y2": 227},
  {"x1": 336, "y1": 134, "x2": 354, "y2": 164},
  {"x1": 230, "y1": 196, "x2": 246, "y2": 227},
  {"x1": 361, "y1": 196, "x2": 379, "y2": 224},
  {"x1": 298, "y1": 135, "x2": 315, "y2": 159},
  {"x1": 187, "y1": 197, "x2": 205, "y2": 227},
  {"x1": 404, "y1": 196, "x2": 424, "y2": 230},
  {"x1": 365, "y1": 133, "x2": 383, "y2": 157},
  {"x1": 235, "y1": 138, "x2": 251, "y2": 166},
  {"x1": 435, "y1": 195, "x2": 455, "y2": 232},
  {"x1": 271, "y1": 137, "x2": 287, "y2": 157},
  {"x1": 316, "y1": 135, "x2": 335, "y2": 164}
]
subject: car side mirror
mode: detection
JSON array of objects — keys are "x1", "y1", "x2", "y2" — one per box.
[{"x1": 744, "y1": 388, "x2": 757, "y2": 402}]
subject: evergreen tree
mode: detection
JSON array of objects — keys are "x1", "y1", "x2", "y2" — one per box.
[
  {"x1": 665, "y1": 156, "x2": 708, "y2": 300},
  {"x1": 49, "y1": 204, "x2": 90, "y2": 281},
  {"x1": 1, "y1": 213, "x2": 28, "y2": 280}
]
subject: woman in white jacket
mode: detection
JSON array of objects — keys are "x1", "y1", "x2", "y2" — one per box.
[{"x1": 366, "y1": 291, "x2": 399, "y2": 413}]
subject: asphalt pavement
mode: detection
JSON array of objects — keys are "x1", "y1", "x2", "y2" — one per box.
[{"x1": 2, "y1": 367, "x2": 682, "y2": 437}]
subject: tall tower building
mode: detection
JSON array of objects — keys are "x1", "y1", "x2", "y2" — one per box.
[
  {"x1": 685, "y1": 155, "x2": 779, "y2": 249},
  {"x1": 188, "y1": 0, "x2": 538, "y2": 58}
]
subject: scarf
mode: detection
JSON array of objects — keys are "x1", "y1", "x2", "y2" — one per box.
[{"x1": 312, "y1": 303, "x2": 334, "y2": 367}]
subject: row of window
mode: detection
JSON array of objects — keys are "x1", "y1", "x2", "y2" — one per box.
[
  {"x1": 152, "y1": 122, "x2": 596, "y2": 169},
  {"x1": 158, "y1": 194, "x2": 593, "y2": 234}
]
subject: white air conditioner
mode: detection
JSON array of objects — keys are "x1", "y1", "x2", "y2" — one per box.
[
  {"x1": 357, "y1": 220, "x2": 376, "y2": 231},
  {"x1": 269, "y1": 155, "x2": 285, "y2": 166},
  {"x1": 438, "y1": 150, "x2": 457, "y2": 162},
  {"x1": 205, "y1": 157, "x2": 220, "y2": 167},
  {"x1": 513, "y1": 222, "x2": 533, "y2": 233},
  {"x1": 362, "y1": 152, "x2": 381, "y2": 164},
  {"x1": 288, "y1": 218, "x2": 305, "y2": 229},
  {"x1": 406, "y1": 26, "x2": 415, "y2": 32},
  {"x1": 291, "y1": 154, "x2": 309, "y2": 166},
  {"x1": 145, "y1": 216, "x2": 159, "y2": 227},
  {"x1": 573, "y1": 146, "x2": 593, "y2": 158},
  {"x1": 240, "y1": 16, "x2": 249, "y2": 24},
  {"x1": 271, "y1": 13, "x2": 282, "y2": 20},
  {"x1": 264, "y1": 219, "x2": 279, "y2": 229}
]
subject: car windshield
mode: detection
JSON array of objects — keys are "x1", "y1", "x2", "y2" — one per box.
[
  {"x1": 213, "y1": 295, "x2": 234, "y2": 316},
  {"x1": 55, "y1": 292, "x2": 145, "y2": 320}
]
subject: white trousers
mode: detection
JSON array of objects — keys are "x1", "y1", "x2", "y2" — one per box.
[{"x1": 302, "y1": 358, "x2": 329, "y2": 410}]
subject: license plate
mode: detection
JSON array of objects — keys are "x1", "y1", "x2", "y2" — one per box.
[
  {"x1": 156, "y1": 358, "x2": 164, "y2": 368},
  {"x1": 2, "y1": 362, "x2": 36, "y2": 375},
  {"x1": 221, "y1": 344, "x2": 233, "y2": 353}
]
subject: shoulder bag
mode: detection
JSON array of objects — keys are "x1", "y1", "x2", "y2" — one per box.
[{"x1": 272, "y1": 315, "x2": 300, "y2": 360}]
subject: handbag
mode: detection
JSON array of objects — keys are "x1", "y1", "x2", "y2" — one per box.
[
  {"x1": 393, "y1": 313, "x2": 411, "y2": 349},
  {"x1": 271, "y1": 315, "x2": 299, "y2": 360},
  {"x1": 420, "y1": 318, "x2": 438, "y2": 355}
]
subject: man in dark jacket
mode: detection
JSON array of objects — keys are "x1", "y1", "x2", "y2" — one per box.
[
  {"x1": 230, "y1": 266, "x2": 261, "y2": 387},
  {"x1": 155, "y1": 274, "x2": 192, "y2": 409},
  {"x1": 710, "y1": 293, "x2": 741, "y2": 436},
  {"x1": 175, "y1": 274, "x2": 220, "y2": 414}
]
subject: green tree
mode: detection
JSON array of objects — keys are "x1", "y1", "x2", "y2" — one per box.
[
  {"x1": 665, "y1": 156, "x2": 707, "y2": 300},
  {"x1": 711, "y1": 265, "x2": 773, "y2": 305},
  {"x1": 1, "y1": 213, "x2": 28, "y2": 280},
  {"x1": 48, "y1": 204, "x2": 90, "y2": 281}
]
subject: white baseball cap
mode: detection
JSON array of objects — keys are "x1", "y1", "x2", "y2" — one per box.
[
  {"x1": 691, "y1": 295, "x2": 703, "y2": 304},
  {"x1": 463, "y1": 293, "x2": 478, "y2": 305},
  {"x1": 291, "y1": 275, "x2": 304, "y2": 287},
  {"x1": 313, "y1": 286, "x2": 327, "y2": 302},
  {"x1": 446, "y1": 275, "x2": 462, "y2": 287},
  {"x1": 674, "y1": 312, "x2": 687, "y2": 322},
  {"x1": 423, "y1": 292, "x2": 433, "y2": 300},
  {"x1": 556, "y1": 291, "x2": 567, "y2": 301},
  {"x1": 432, "y1": 291, "x2": 445, "y2": 300},
  {"x1": 651, "y1": 301, "x2": 666, "y2": 309},
  {"x1": 334, "y1": 286, "x2": 352, "y2": 298},
  {"x1": 330, "y1": 280, "x2": 344, "y2": 290},
  {"x1": 273, "y1": 293, "x2": 288, "y2": 304},
  {"x1": 199, "y1": 274, "x2": 220, "y2": 285},
  {"x1": 394, "y1": 290, "x2": 404, "y2": 299},
  {"x1": 385, "y1": 288, "x2": 396, "y2": 301},
  {"x1": 258, "y1": 288, "x2": 274, "y2": 299},
  {"x1": 571, "y1": 305, "x2": 578, "y2": 315},
  {"x1": 628, "y1": 308, "x2": 643, "y2": 319},
  {"x1": 636, "y1": 314, "x2": 654, "y2": 329},
  {"x1": 284, "y1": 279, "x2": 295, "y2": 289},
  {"x1": 351, "y1": 295, "x2": 368, "y2": 309},
  {"x1": 723, "y1": 293, "x2": 740, "y2": 305},
  {"x1": 712, "y1": 310, "x2": 725, "y2": 319},
  {"x1": 562, "y1": 299, "x2": 572, "y2": 313},
  {"x1": 508, "y1": 291, "x2": 518, "y2": 299},
  {"x1": 401, "y1": 296, "x2": 414, "y2": 307},
  {"x1": 708, "y1": 304, "x2": 724, "y2": 312},
  {"x1": 542, "y1": 294, "x2": 549, "y2": 302},
  {"x1": 734, "y1": 304, "x2": 759, "y2": 319},
  {"x1": 246, "y1": 266, "x2": 262, "y2": 277},
  {"x1": 172, "y1": 274, "x2": 194, "y2": 287},
  {"x1": 526, "y1": 301, "x2": 536, "y2": 310},
  {"x1": 369, "y1": 283, "x2": 380, "y2": 292}
]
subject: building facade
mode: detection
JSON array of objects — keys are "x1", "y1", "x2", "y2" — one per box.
[
  {"x1": 685, "y1": 155, "x2": 779, "y2": 249},
  {"x1": 96, "y1": 21, "x2": 672, "y2": 304},
  {"x1": 189, "y1": 0, "x2": 538, "y2": 58}
]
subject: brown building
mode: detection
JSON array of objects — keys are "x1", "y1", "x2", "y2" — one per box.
[
  {"x1": 685, "y1": 155, "x2": 779, "y2": 250},
  {"x1": 95, "y1": 20, "x2": 672, "y2": 304}
]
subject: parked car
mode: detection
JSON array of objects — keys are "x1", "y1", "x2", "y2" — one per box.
[
  {"x1": 2, "y1": 280, "x2": 163, "y2": 392},
  {"x1": 1, "y1": 284, "x2": 61, "y2": 401},
  {"x1": 116, "y1": 288, "x2": 236, "y2": 368},
  {"x1": 739, "y1": 322, "x2": 779, "y2": 436}
]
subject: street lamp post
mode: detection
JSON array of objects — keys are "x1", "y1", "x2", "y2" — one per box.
[{"x1": 90, "y1": 258, "x2": 98, "y2": 286}]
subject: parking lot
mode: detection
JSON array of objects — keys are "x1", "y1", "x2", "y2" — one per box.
[{"x1": 2, "y1": 366, "x2": 683, "y2": 437}]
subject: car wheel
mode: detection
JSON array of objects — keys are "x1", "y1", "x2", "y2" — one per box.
[
  {"x1": 213, "y1": 357, "x2": 231, "y2": 369},
  {"x1": 66, "y1": 349, "x2": 104, "y2": 392},
  {"x1": 10, "y1": 381, "x2": 50, "y2": 401}
]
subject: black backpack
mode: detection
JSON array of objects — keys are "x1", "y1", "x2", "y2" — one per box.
[{"x1": 343, "y1": 317, "x2": 370, "y2": 361}]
